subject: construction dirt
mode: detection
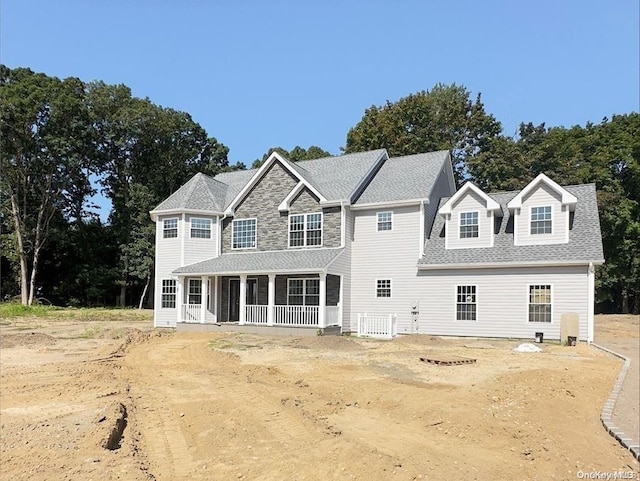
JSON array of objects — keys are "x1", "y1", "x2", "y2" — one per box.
[{"x1": 1, "y1": 313, "x2": 638, "y2": 481}]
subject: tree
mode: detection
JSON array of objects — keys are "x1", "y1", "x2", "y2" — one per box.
[
  {"x1": 0, "y1": 66, "x2": 95, "y2": 305},
  {"x1": 344, "y1": 84, "x2": 502, "y2": 183},
  {"x1": 252, "y1": 145, "x2": 331, "y2": 168}
]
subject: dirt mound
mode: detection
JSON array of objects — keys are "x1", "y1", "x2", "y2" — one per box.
[{"x1": 0, "y1": 332, "x2": 57, "y2": 348}]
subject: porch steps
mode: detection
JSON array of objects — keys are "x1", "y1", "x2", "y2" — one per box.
[
  {"x1": 176, "y1": 323, "x2": 341, "y2": 337},
  {"x1": 419, "y1": 354, "x2": 477, "y2": 366}
]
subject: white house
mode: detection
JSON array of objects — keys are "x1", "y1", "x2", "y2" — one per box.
[{"x1": 149, "y1": 149, "x2": 604, "y2": 342}]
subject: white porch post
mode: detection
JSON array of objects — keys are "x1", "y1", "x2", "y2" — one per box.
[
  {"x1": 213, "y1": 276, "x2": 218, "y2": 320},
  {"x1": 239, "y1": 274, "x2": 247, "y2": 325},
  {"x1": 318, "y1": 272, "x2": 326, "y2": 328},
  {"x1": 338, "y1": 274, "x2": 344, "y2": 329},
  {"x1": 200, "y1": 276, "x2": 208, "y2": 323},
  {"x1": 176, "y1": 276, "x2": 184, "y2": 322},
  {"x1": 267, "y1": 274, "x2": 275, "y2": 326}
]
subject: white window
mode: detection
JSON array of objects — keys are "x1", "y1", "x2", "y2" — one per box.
[
  {"x1": 163, "y1": 218, "x2": 178, "y2": 238},
  {"x1": 188, "y1": 279, "x2": 202, "y2": 305},
  {"x1": 190, "y1": 218, "x2": 211, "y2": 238},
  {"x1": 459, "y1": 212, "x2": 479, "y2": 238},
  {"x1": 232, "y1": 219, "x2": 256, "y2": 249},
  {"x1": 531, "y1": 206, "x2": 552, "y2": 234},
  {"x1": 161, "y1": 279, "x2": 176, "y2": 308},
  {"x1": 456, "y1": 285, "x2": 477, "y2": 321},
  {"x1": 377, "y1": 212, "x2": 392, "y2": 231},
  {"x1": 287, "y1": 278, "x2": 319, "y2": 305},
  {"x1": 289, "y1": 213, "x2": 322, "y2": 247},
  {"x1": 376, "y1": 279, "x2": 391, "y2": 298},
  {"x1": 529, "y1": 285, "x2": 552, "y2": 322}
]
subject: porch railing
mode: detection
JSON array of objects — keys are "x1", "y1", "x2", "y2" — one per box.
[
  {"x1": 245, "y1": 305, "x2": 268, "y2": 325},
  {"x1": 182, "y1": 303, "x2": 202, "y2": 323},
  {"x1": 357, "y1": 313, "x2": 397, "y2": 339},
  {"x1": 326, "y1": 306, "x2": 340, "y2": 326},
  {"x1": 275, "y1": 305, "x2": 318, "y2": 326}
]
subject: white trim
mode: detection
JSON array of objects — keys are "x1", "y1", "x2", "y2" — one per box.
[
  {"x1": 150, "y1": 208, "x2": 224, "y2": 222},
  {"x1": 416, "y1": 260, "x2": 604, "y2": 270},
  {"x1": 507, "y1": 173, "x2": 577, "y2": 211},
  {"x1": 376, "y1": 211, "x2": 393, "y2": 232},
  {"x1": 225, "y1": 152, "x2": 326, "y2": 215},
  {"x1": 278, "y1": 181, "x2": 306, "y2": 212},
  {"x1": 439, "y1": 182, "x2": 501, "y2": 216},
  {"x1": 564, "y1": 206, "x2": 570, "y2": 244},
  {"x1": 340, "y1": 205, "x2": 346, "y2": 248},
  {"x1": 419, "y1": 201, "x2": 425, "y2": 257},
  {"x1": 231, "y1": 218, "x2": 257, "y2": 250},
  {"x1": 351, "y1": 198, "x2": 426, "y2": 210},
  {"x1": 239, "y1": 275, "x2": 247, "y2": 325},
  {"x1": 489, "y1": 211, "x2": 495, "y2": 248},
  {"x1": 526, "y1": 283, "x2": 554, "y2": 324},
  {"x1": 180, "y1": 213, "x2": 186, "y2": 265},
  {"x1": 375, "y1": 278, "x2": 392, "y2": 299},
  {"x1": 288, "y1": 212, "x2": 323, "y2": 248},
  {"x1": 455, "y1": 284, "x2": 478, "y2": 322},
  {"x1": 216, "y1": 215, "x2": 223, "y2": 257}
]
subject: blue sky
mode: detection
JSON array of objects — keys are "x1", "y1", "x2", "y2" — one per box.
[{"x1": 2, "y1": 0, "x2": 638, "y2": 168}]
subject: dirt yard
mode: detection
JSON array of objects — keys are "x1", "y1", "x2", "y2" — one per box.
[{"x1": 1, "y1": 312, "x2": 638, "y2": 481}]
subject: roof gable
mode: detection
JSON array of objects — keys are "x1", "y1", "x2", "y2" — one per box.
[
  {"x1": 438, "y1": 181, "x2": 501, "y2": 216},
  {"x1": 150, "y1": 173, "x2": 226, "y2": 220},
  {"x1": 507, "y1": 173, "x2": 577, "y2": 211},
  {"x1": 224, "y1": 151, "x2": 326, "y2": 215}
]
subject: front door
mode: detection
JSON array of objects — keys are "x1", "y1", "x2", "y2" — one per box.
[{"x1": 228, "y1": 279, "x2": 240, "y2": 322}]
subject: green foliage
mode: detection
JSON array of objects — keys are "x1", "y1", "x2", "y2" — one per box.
[
  {"x1": 252, "y1": 145, "x2": 331, "y2": 168},
  {"x1": 345, "y1": 84, "x2": 502, "y2": 183},
  {"x1": 0, "y1": 302, "x2": 56, "y2": 318}
]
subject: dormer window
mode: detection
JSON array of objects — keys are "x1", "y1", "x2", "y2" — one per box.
[
  {"x1": 459, "y1": 212, "x2": 479, "y2": 238},
  {"x1": 531, "y1": 206, "x2": 552, "y2": 234},
  {"x1": 163, "y1": 218, "x2": 178, "y2": 238}
]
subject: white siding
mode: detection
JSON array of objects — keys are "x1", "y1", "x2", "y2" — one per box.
[
  {"x1": 351, "y1": 205, "x2": 422, "y2": 333},
  {"x1": 183, "y1": 215, "x2": 218, "y2": 266},
  {"x1": 415, "y1": 265, "x2": 590, "y2": 341},
  {"x1": 154, "y1": 214, "x2": 183, "y2": 327},
  {"x1": 446, "y1": 191, "x2": 493, "y2": 249},
  {"x1": 327, "y1": 206, "x2": 353, "y2": 331},
  {"x1": 515, "y1": 184, "x2": 568, "y2": 245}
]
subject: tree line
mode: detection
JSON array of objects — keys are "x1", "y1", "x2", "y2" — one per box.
[{"x1": 1, "y1": 67, "x2": 637, "y2": 313}]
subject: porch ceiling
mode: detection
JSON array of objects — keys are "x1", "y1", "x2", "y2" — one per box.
[{"x1": 173, "y1": 248, "x2": 344, "y2": 276}]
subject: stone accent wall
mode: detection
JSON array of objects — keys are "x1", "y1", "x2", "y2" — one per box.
[
  {"x1": 222, "y1": 162, "x2": 298, "y2": 253},
  {"x1": 222, "y1": 162, "x2": 342, "y2": 252}
]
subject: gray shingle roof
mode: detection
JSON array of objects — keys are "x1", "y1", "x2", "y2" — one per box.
[
  {"x1": 174, "y1": 248, "x2": 344, "y2": 275},
  {"x1": 354, "y1": 151, "x2": 450, "y2": 204},
  {"x1": 152, "y1": 172, "x2": 229, "y2": 213},
  {"x1": 420, "y1": 184, "x2": 604, "y2": 267}
]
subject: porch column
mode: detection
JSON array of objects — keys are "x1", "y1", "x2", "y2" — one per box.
[
  {"x1": 267, "y1": 274, "x2": 275, "y2": 326},
  {"x1": 318, "y1": 272, "x2": 326, "y2": 328},
  {"x1": 176, "y1": 276, "x2": 184, "y2": 322},
  {"x1": 239, "y1": 274, "x2": 247, "y2": 325},
  {"x1": 213, "y1": 276, "x2": 218, "y2": 320},
  {"x1": 200, "y1": 276, "x2": 208, "y2": 323}
]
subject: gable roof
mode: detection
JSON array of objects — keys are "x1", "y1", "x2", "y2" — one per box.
[
  {"x1": 438, "y1": 180, "x2": 501, "y2": 215},
  {"x1": 507, "y1": 173, "x2": 578, "y2": 211},
  {"x1": 354, "y1": 151, "x2": 451, "y2": 205},
  {"x1": 420, "y1": 184, "x2": 604, "y2": 268},
  {"x1": 173, "y1": 248, "x2": 344, "y2": 275}
]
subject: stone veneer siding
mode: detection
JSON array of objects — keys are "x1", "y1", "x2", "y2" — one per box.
[{"x1": 222, "y1": 161, "x2": 341, "y2": 252}]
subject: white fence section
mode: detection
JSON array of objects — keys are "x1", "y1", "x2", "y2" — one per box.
[
  {"x1": 275, "y1": 305, "x2": 319, "y2": 326},
  {"x1": 245, "y1": 305, "x2": 268, "y2": 324},
  {"x1": 182, "y1": 304, "x2": 202, "y2": 323},
  {"x1": 325, "y1": 306, "x2": 340, "y2": 326},
  {"x1": 357, "y1": 313, "x2": 397, "y2": 339}
]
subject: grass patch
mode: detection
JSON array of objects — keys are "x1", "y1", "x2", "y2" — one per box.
[
  {"x1": 208, "y1": 338, "x2": 263, "y2": 351},
  {"x1": 0, "y1": 303, "x2": 57, "y2": 319},
  {"x1": 80, "y1": 325, "x2": 102, "y2": 339}
]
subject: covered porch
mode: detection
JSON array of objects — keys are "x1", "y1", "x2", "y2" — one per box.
[{"x1": 172, "y1": 248, "x2": 345, "y2": 331}]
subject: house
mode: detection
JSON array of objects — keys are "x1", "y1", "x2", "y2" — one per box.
[{"x1": 149, "y1": 149, "x2": 604, "y2": 342}]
